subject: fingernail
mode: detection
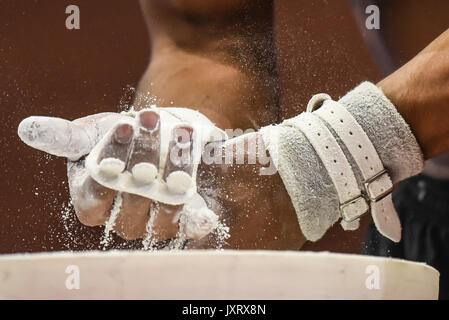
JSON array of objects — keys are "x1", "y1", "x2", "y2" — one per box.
[
  {"x1": 173, "y1": 126, "x2": 193, "y2": 143},
  {"x1": 114, "y1": 123, "x2": 134, "y2": 144},
  {"x1": 139, "y1": 110, "x2": 159, "y2": 130}
]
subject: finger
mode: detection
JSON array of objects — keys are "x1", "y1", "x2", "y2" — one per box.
[
  {"x1": 128, "y1": 110, "x2": 160, "y2": 184},
  {"x1": 112, "y1": 111, "x2": 159, "y2": 240},
  {"x1": 97, "y1": 122, "x2": 134, "y2": 177},
  {"x1": 69, "y1": 123, "x2": 134, "y2": 226},
  {"x1": 114, "y1": 111, "x2": 179, "y2": 241},
  {"x1": 18, "y1": 113, "x2": 128, "y2": 161},
  {"x1": 163, "y1": 125, "x2": 194, "y2": 194},
  {"x1": 112, "y1": 193, "x2": 151, "y2": 240},
  {"x1": 68, "y1": 161, "x2": 116, "y2": 226},
  {"x1": 147, "y1": 203, "x2": 181, "y2": 242},
  {"x1": 113, "y1": 197, "x2": 180, "y2": 241}
]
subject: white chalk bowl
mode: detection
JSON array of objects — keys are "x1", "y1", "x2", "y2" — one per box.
[{"x1": 0, "y1": 250, "x2": 439, "y2": 299}]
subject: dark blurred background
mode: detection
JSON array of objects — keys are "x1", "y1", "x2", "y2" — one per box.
[
  {"x1": 0, "y1": 0, "x2": 447, "y2": 253},
  {"x1": 0, "y1": 0, "x2": 150, "y2": 252}
]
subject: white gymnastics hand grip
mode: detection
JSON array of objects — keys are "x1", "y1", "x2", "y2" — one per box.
[{"x1": 85, "y1": 107, "x2": 227, "y2": 205}]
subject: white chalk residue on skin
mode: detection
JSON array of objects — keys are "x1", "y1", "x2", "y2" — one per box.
[
  {"x1": 100, "y1": 193, "x2": 123, "y2": 248},
  {"x1": 179, "y1": 205, "x2": 218, "y2": 240},
  {"x1": 67, "y1": 161, "x2": 102, "y2": 211},
  {"x1": 139, "y1": 194, "x2": 230, "y2": 250},
  {"x1": 167, "y1": 229, "x2": 187, "y2": 250},
  {"x1": 176, "y1": 192, "x2": 219, "y2": 241},
  {"x1": 141, "y1": 202, "x2": 159, "y2": 251}
]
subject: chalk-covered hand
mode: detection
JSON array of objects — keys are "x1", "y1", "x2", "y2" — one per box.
[{"x1": 17, "y1": 109, "x2": 221, "y2": 243}]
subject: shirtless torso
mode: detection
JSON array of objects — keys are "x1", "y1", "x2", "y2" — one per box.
[{"x1": 137, "y1": 0, "x2": 279, "y2": 130}]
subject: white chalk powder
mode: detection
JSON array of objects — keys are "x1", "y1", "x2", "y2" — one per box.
[
  {"x1": 179, "y1": 205, "x2": 218, "y2": 240},
  {"x1": 142, "y1": 203, "x2": 159, "y2": 251},
  {"x1": 166, "y1": 171, "x2": 193, "y2": 194},
  {"x1": 99, "y1": 158, "x2": 126, "y2": 177},
  {"x1": 131, "y1": 162, "x2": 158, "y2": 184},
  {"x1": 100, "y1": 193, "x2": 123, "y2": 248},
  {"x1": 211, "y1": 221, "x2": 230, "y2": 250}
]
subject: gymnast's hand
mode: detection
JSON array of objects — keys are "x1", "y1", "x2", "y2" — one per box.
[
  {"x1": 17, "y1": 110, "x2": 195, "y2": 243},
  {"x1": 17, "y1": 108, "x2": 306, "y2": 249}
]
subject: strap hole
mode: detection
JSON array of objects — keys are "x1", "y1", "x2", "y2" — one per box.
[
  {"x1": 340, "y1": 173, "x2": 344, "y2": 176},
  {"x1": 331, "y1": 110, "x2": 334, "y2": 114},
  {"x1": 365, "y1": 156, "x2": 368, "y2": 160},
  {"x1": 370, "y1": 167, "x2": 373, "y2": 171},
  {"x1": 325, "y1": 146, "x2": 329, "y2": 149},
  {"x1": 333, "y1": 159, "x2": 337, "y2": 163},
  {"x1": 308, "y1": 123, "x2": 311, "y2": 126},
  {"x1": 317, "y1": 132, "x2": 321, "y2": 136},
  {"x1": 358, "y1": 144, "x2": 362, "y2": 148},
  {"x1": 349, "y1": 131, "x2": 353, "y2": 135},
  {"x1": 344, "y1": 183, "x2": 348, "y2": 187},
  {"x1": 340, "y1": 119, "x2": 343, "y2": 123}
]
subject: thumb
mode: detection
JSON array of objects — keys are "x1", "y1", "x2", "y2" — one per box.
[{"x1": 18, "y1": 112, "x2": 130, "y2": 161}]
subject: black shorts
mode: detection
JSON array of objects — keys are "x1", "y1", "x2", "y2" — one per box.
[{"x1": 362, "y1": 174, "x2": 449, "y2": 299}]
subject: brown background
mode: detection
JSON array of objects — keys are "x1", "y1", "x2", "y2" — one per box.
[{"x1": 1, "y1": 0, "x2": 446, "y2": 254}]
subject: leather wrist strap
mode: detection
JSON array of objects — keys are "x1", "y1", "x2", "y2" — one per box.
[
  {"x1": 284, "y1": 113, "x2": 369, "y2": 223},
  {"x1": 310, "y1": 97, "x2": 401, "y2": 242}
]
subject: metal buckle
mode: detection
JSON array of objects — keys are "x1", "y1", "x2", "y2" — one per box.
[
  {"x1": 339, "y1": 195, "x2": 368, "y2": 222},
  {"x1": 363, "y1": 169, "x2": 393, "y2": 202}
]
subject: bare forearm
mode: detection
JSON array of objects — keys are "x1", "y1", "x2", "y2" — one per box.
[{"x1": 378, "y1": 28, "x2": 449, "y2": 159}]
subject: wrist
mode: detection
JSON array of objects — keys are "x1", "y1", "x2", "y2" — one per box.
[{"x1": 339, "y1": 81, "x2": 424, "y2": 183}]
